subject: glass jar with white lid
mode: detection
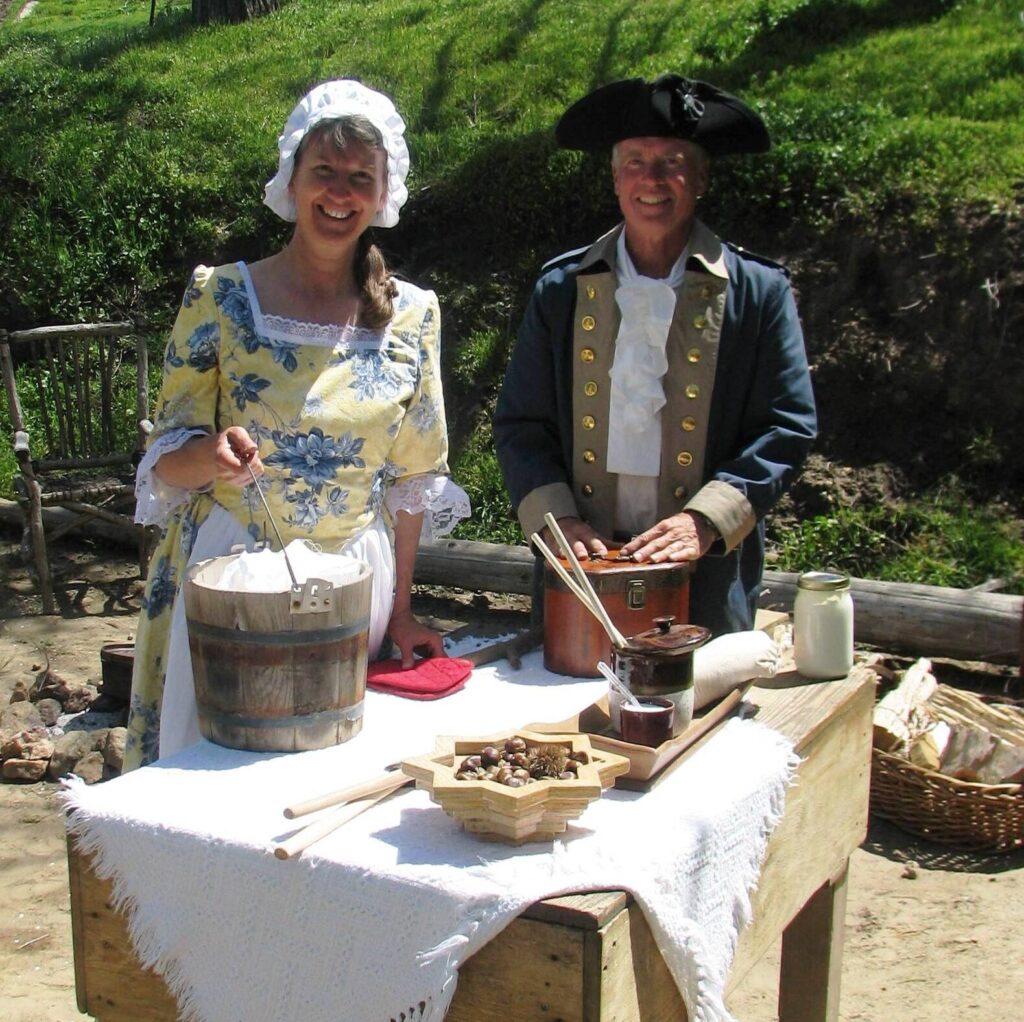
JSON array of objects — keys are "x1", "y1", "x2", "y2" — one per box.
[{"x1": 793, "y1": 571, "x2": 854, "y2": 679}]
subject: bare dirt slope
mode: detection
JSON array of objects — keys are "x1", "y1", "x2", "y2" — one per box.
[{"x1": 1, "y1": 530, "x2": 1022, "y2": 1022}]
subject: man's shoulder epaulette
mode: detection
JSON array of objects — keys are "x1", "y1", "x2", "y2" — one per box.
[
  {"x1": 540, "y1": 244, "x2": 591, "y2": 274},
  {"x1": 723, "y1": 240, "x2": 791, "y2": 278}
]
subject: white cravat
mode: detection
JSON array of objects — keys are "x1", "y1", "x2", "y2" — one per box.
[{"x1": 608, "y1": 231, "x2": 688, "y2": 534}]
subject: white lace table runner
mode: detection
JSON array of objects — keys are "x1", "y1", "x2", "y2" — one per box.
[{"x1": 65, "y1": 652, "x2": 797, "y2": 1022}]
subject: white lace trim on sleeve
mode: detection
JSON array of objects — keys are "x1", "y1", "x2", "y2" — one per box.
[
  {"x1": 384, "y1": 473, "x2": 471, "y2": 540},
  {"x1": 134, "y1": 428, "x2": 211, "y2": 528}
]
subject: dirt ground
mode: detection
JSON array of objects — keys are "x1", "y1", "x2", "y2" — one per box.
[{"x1": 2, "y1": 529, "x2": 1023, "y2": 1022}]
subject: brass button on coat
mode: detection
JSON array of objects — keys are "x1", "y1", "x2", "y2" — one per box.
[
  {"x1": 582, "y1": 415, "x2": 596, "y2": 430},
  {"x1": 685, "y1": 384, "x2": 700, "y2": 399},
  {"x1": 681, "y1": 416, "x2": 697, "y2": 431},
  {"x1": 582, "y1": 484, "x2": 594, "y2": 497},
  {"x1": 580, "y1": 348, "x2": 595, "y2": 363},
  {"x1": 586, "y1": 285, "x2": 597, "y2": 300},
  {"x1": 687, "y1": 348, "x2": 701, "y2": 364},
  {"x1": 583, "y1": 381, "x2": 598, "y2": 397},
  {"x1": 701, "y1": 285, "x2": 714, "y2": 299},
  {"x1": 582, "y1": 449, "x2": 596, "y2": 463},
  {"x1": 677, "y1": 451, "x2": 693, "y2": 466},
  {"x1": 674, "y1": 486, "x2": 686, "y2": 499},
  {"x1": 581, "y1": 315, "x2": 596, "y2": 331},
  {"x1": 693, "y1": 314, "x2": 707, "y2": 330}
]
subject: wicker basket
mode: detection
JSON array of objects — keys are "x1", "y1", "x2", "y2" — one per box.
[{"x1": 870, "y1": 686, "x2": 1024, "y2": 853}]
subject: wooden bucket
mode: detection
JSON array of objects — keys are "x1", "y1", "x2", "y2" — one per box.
[{"x1": 183, "y1": 554, "x2": 373, "y2": 753}]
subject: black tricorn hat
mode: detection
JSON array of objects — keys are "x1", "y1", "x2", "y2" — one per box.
[{"x1": 555, "y1": 74, "x2": 770, "y2": 156}]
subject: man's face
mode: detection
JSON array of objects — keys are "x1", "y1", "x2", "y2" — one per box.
[{"x1": 612, "y1": 137, "x2": 710, "y2": 245}]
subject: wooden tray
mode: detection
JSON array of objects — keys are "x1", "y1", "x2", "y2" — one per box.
[
  {"x1": 532, "y1": 684, "x2": 753, "y2": 792},
  {"x1": 401, "y1": 730, "x2": 631, "y2": 844}
]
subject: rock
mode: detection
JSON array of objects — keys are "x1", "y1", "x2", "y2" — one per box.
[
  {"x1": 48, "y1": 730, "x2": 107, "y2": 780},
  {"x1": 73, "y1": 750, "x2": 106, "y2": 785},
  {"x1": 1, "y1": 727, "x2": 54, "y2": 762},
  {"x1": 0, "y1": 702, "x2": 45, "y2": 746},
  {"x1": 31, "y1": 670, "x2": 99, "y2": 713},
  {"x1": 31, "y1": 670, "x2": 73, "y2": 703},
  {"x1": 9, "y1": 680, "x2": 29, "y2": 703},
  {"x1": 2, "y1": 758, "x2": 49, "y2": 782},
  {"x1": 103, "y1": 728, "x2": 127, "y2": 773},
  {"x1": 61, "y1": 684, "x2": 98, "y2": 715},
  {"x1": 35, "y1": 697, "x2": 63, "y2": 727}
]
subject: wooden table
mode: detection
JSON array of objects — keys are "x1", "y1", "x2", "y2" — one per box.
[{"x1": 67, "y1": 663, "x2": 874, "y2": 1022}]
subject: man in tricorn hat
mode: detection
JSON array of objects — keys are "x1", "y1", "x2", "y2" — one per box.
[{"x1": 493, "y1": 75, "x2": 817, "y2": 635}]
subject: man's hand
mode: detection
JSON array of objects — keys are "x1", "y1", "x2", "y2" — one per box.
[
  {"x1": 387, "y1": 608, "x2": 446, "y2": 669},
  {"x1": 620, "y1": 511, "x2": 717, "y2": 563},
  {"x1": 539, "y1": 517, "x2": 611, "y2": 561}
]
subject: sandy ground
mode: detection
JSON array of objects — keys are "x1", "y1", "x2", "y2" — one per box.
[{"x1": 1, "y1": 530, "x2": 1022, "y2": 1022}]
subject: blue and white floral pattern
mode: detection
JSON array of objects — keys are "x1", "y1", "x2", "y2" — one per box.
[{"x1": 124, "y1": 262, "x2": 454, "y2": 771}]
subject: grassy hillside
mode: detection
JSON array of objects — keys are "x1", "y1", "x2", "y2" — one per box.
[{"x1": 2, "y1": 0, "x2": 1022, "y2": 589}]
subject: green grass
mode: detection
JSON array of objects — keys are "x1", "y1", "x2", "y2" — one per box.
[
  {"x1": 3, "y1": 0, "x2": 1022, "y2": 326},
  {"x1": 2, "y1": 0, "x2": 1023, "y2": 589},
  {"x1": 769, "y1": 492, "x2": 1024, "y2": 594}
]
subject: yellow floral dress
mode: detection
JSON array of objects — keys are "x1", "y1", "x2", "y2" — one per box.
[{"x1": 125, "y1": 262, "x2": 461, "y2": 770}]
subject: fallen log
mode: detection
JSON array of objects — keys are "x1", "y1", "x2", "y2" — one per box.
[
  {"x1": 0, "y1": 497, "x2": 137, "y2": 548},
  {"x1": 758, "y1": 571, "x2": 1022, "y2": 666},
  {"x1": 2, "y1": 507, "x2": 1021, "y2": 667},
  {"x1": 417, "y1": 539, "x2": 1022, "y2": 666}
]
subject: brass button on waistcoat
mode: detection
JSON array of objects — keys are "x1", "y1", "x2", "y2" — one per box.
[
  {"x1": 586, "y1": 285, "x2": 597, "y2": 300},
  {"x1": 582, "y1": 449, "x2": 596, "y2": 463},
  {"x1": 580, "y1": 348, "x2": 595, "y2": 363},
  {"x1": 581, "y1": 315, "x2": 596, "y2": 331},
  {"x1": 581, "y1": 415, "x2": 596, "y2": 430},
  {"x1": 674, "y1": 486, "x2": 686, "y2": 500},
  {"x1": 681, "y1": 416, "x2": 697, "y2": 431},
  {"x1": 701, "y1": 285, "x2": 714, "y2": 300},
  {"x1": 685, "y1": 384, "x2": 700, "y2": 399},
  {"x1": 687, "y1": 348, "x2": 701, "y2": 364},
  {"x1": 583, "y1": 381, "x2": 598, "y2": 397},
  {"x1": 693, "y1": 314, "x2": 707, "y2": 330},
  {"x1": 581, "y1": 484, "x2": 594, "y2": 497},
  {"x1": 677, "y1": 451, "x2": 693, "y2": 466}
]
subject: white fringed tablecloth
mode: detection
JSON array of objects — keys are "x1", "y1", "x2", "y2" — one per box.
[{"x1": 65, "y1": 652, "x2": 797, "y2": 1022}]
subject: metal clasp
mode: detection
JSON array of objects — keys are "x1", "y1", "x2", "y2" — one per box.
[{"x1": 626, "y1": 579, "x2": 646, "y2": 610}]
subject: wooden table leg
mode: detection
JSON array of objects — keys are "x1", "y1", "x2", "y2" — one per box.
[{"x1": 777, "y1": 861, "x2": 850, "y2": 1022}]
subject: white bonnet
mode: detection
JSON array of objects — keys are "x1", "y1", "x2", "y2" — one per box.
[{"x1": 263, "y1": 79, "x2": 410, "y2": 228}]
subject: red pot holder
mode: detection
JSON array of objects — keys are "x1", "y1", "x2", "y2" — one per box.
[{"x1": 366, "y1": 657, "x2": 474, "y2": 700}]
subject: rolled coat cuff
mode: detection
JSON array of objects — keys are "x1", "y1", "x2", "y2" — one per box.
[
  {"x1": 518, "y1": 483, "x2": 579, "y2": 541},
  {"x1": 685, "y1": 480, "x2": 755, "y2": 553}
]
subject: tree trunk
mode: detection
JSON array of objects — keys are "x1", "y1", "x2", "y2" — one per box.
[{"x1": 192, "y1": 0, "x2": 280, "y2": 25}]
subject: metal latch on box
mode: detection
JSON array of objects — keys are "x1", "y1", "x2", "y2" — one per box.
[{"x1": 627, "y1": 579, "x2": 647, "y2": 609}]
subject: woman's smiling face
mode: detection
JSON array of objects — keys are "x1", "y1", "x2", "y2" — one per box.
[{"x1": 289, "y1": 128, "x2": 387, "y2": 244}]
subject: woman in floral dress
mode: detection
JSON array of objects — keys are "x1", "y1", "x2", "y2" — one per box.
[{"x1": 124, "y1": 80, "x2": 469, "y2": 770}]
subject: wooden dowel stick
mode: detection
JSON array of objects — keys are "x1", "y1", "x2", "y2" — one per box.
[
  {"x1": 274, "y1": 780, "x2": 413, "y2": 860},
  {"x1": 530, "y1": 532, "x2": 593, "y2": 607},
  {"x1": 284, "y1": 770, "x2": 411, "y2": 820},
  {"x1": 543, "y1": 513, "x2": 628, "y2": 648}
]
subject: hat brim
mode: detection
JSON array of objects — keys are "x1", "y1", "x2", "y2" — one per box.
[{"x1": 555, "y1": 76, "x2": 771, "y2": 156}]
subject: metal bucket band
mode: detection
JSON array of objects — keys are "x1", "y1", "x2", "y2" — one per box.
[
  {"x1": 186, "y1": 618, "x2": 368, "y2": 647},
  {"x1": 198, "y1": 700, "x2": 365, "y2": 731}
]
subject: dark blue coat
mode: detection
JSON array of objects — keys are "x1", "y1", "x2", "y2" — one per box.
[{"x1": 494, "y1": 223, "x2": 817, "y2": 636}]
